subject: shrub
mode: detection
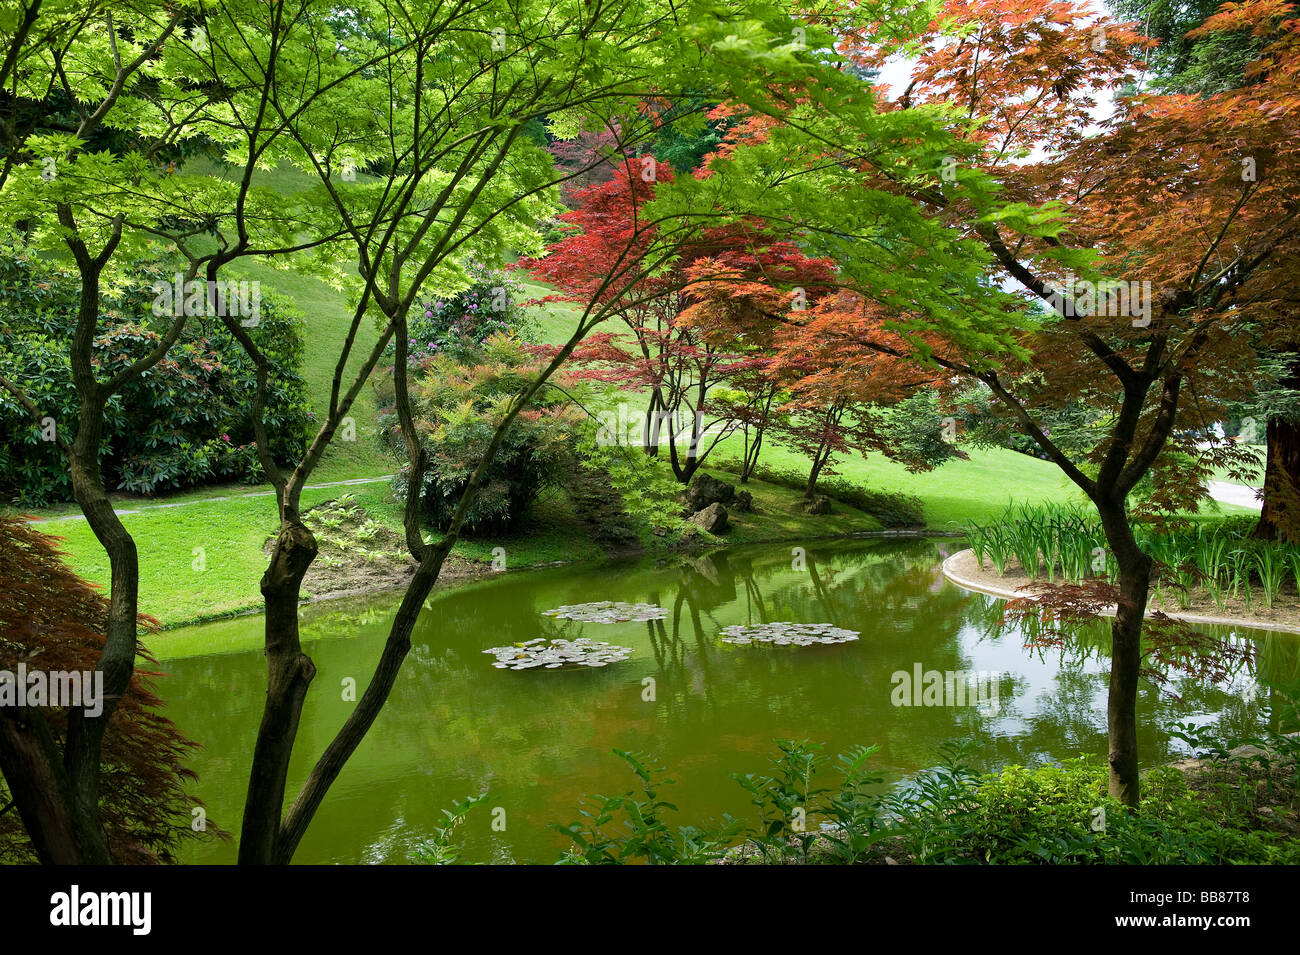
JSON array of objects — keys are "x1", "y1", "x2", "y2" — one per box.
[
  {"x1": 0, "y1": 240, "x2": 311, "y2": 504},
  {"x1": 399, "y1": 262, "x2": 532, "y2": 364},
  {"x1": 817, "y1": 478, "x2": 926, "y2": 528},
  {"x1": 412, "y1": 737, "x2": 1300, "y2": 864},
  {"x1": 890, "y1": 753, "x2": 1300, "y2": 865},
  {"x1": 378, "y1": 334, "x2": 579, "y2": 535},
  {"x1": 577, "y1": 430, "x2": 687, "y2": 540}
]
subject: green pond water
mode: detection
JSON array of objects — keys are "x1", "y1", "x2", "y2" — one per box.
[{"x1": 158, "y1": 537, "x2": 1290, "y2": 864}]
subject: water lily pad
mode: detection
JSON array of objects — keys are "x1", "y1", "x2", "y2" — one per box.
[
  {"x1": 541, "y1": 601, "x2": 668, "y2": 623},
  {"x1": 483, "y1": 637, "x2": 634, "y2": 671},
  {"x1": 719, "y1": 622, "x2": 859, "y2": 647}
]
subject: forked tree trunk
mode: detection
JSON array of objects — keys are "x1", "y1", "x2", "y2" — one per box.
[
  {"x1": 273, "y1": 544, "x2": 451, "y2": 862},
  {"x1": 740, "y1": 427, "x2": 763, "y2": 483},
  {"x1": 740, "y1": 397, "x2": 774, "y2": 483},
  {"x1": 0, "y1": 710, "x2": 99, "y2": 864},
  {"x1": 804, "y1": 442, "x2": 831, "y2": 499},
  {"x1": 238, "y1": 518, "x2": 319, "y2": 865},
  {"x1": 668, "y1": 407, "x2": 705, "y2": 484},
  {"x1": 670, "y1": 443, "x2": 701, "y2": 484},
  {"x1": 643, "y1": 390, "x2": 665, "y2": 458}
]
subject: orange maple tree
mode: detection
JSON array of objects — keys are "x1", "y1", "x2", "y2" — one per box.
[{"x1": 861, "y1": 0, "x2": 1299, "y2": 803}]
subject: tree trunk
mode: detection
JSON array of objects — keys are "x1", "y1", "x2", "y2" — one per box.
[
  {"x1": 668, "y1": 406, "x2": 703, "y2": 484},
  {"x1": 238, "y1": 518, "x2": 319, "y2": 865},
  {"x1": 1096, "y1": 495, "x2": 1150, "y2": 807},
  {"x1": 642, "y1": 390, "x2": 666, "y2": 458},
  {"x1": 742, "y1": 420, "x2": 769, "y2": 483},
  {"x1": 273, "y1": 544, "x2": 451, "y2": 862},
  {"x1": 670, "y1": 439, "x2": 700, "y2": 484},
  {"x1": 740, "y1": 388, "x2": 775, "y2": 483},
  {"x1": 61, "y1": 452, "x2": 136, "y2": 865},
  {"x1": 741, "y1": 429, "x2": 762, "y2": 483},
  {"x1": 804, "y1": 443, "x2": 830, "y2": 499},
  {"x1": 49, "y1": 265, "x2": 144, "y2": 865},
  {"x1": 0, "y1": 709, "x2": 102, "y2": 864},
  {"x1": 1253, "y1": 413, "x2": 1300, "y2": 543}
]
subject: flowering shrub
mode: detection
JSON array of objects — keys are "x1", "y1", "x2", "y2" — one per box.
[{"x1": 401, "y1": 263, "x2": 531, "y2": 364}]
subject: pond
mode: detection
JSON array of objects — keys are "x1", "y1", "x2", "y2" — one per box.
[{"x1": 159, "y1": 537, "x2": 1288, "y2": 864}]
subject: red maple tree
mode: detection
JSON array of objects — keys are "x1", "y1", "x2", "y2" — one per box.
[{"x1": 522, "y1": 163, "x2": 837, "y2": 482}]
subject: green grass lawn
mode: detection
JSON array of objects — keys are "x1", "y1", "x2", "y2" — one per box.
[
  {"x1": 174, "y1": 157, "x2": 394, "y2": 483},
  {"x1": 518, "y1": 278, "x2": 589, "y2": 345},
  {"x1": 705, "y1": 467, "x2": 884, "y2": 542},
  {"x1": 219, "y1": 258, "x2": 396, "y2": 483},
  {"x1": 36, "y1": 461, "x2": 884, "y2": 632},
  {"x1": 36, "y1": 481, "x2": 397, "y2": 628},
  {"x1": 709, "y1": 437, "x2": 1084, "y2": 527}
]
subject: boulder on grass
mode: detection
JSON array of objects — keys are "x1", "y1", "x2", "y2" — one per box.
[
  {"x1": 689, "y1": 502, "x2": 729, "y2": 534},
  {"x1": 733, "y1": 489, "x2": 754, "y2": 512},
  {"x1": 683, "y1": 473, "x2": 735, "y2": 513},
  {"x1": 801, "y1": 494, "x2": 832, "y2": 515}
]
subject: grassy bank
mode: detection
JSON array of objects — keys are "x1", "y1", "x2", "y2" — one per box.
[
  {"x1": 34, "y1": 462, "x2": 892, "y2": 635},
  {"x1": 27, "y1": 439, "x2": 1254, "y2": 636}
]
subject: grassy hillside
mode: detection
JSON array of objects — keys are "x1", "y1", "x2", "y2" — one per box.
[{"x1": 220, "y1": 258, "x2": 396, "y2": 483}]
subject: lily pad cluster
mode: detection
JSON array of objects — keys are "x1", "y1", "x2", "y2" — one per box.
[
  {"x1": 719, "y1": 622, "x2": 859, "y2": 647},
  {"x1": 541, "y1": 601, "x2": 669, "y2": 623},
  {"x1": 484, "y1": 638, "x2": 634, "y2": 670}
]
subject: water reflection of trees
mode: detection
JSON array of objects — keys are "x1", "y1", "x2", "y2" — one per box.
[
  {"x1": 161, "y1": 537, "x2": 1298, "y2": 863},
  {"x1": 961, "y1": 589, "x2": 1297, "y2": 748},
  {"x1": 663, "y1": 541, "x2": 971, "y2": 638},
  {"x1": 639, "y1": 542, "x2": 984, "y2": 734}
]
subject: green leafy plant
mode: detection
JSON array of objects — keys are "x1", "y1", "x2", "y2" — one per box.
[
  {"x1": 733, "y1": 739, "x2": 830, "y2": 863},
  {"x1": 545, "y1": 733, "x2": 1299, "y2": 866},
  {"x1": 0, "y1": 239, "x2": 310, "y2": 504},
  {"x1": 964, "y1": 503, "x2": 1300, "y2": 616},
  {"x1": 408, "y1": 793, "x2": 490, "y2": 865},
  {"x1": 379, "y1": 335, "x2": 580, "y2": 535},
  {"x1": 554, "y1": 749, "x2": 739, "y2": 865},
  {"x1": 819, "y1": 744, "x2": 891, "y2": 863},
  {"x1": 578, "y1": 431, "x2": 686, "y2": 539}
]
